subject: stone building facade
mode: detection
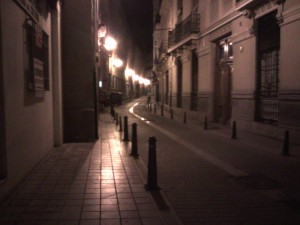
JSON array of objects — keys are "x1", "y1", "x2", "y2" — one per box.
[{"x1": 153, "y1": 0, "x2": 300, "y2": 143}]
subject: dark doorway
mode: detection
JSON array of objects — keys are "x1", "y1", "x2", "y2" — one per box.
[
  {"x1": 256, "y1": 11, "x2": 280, "y2": 123},
  {"x1": 165, "y1": 70, "x2": 169, "y2": 105},
  {"x1": 214, "y1": 37, "x2": 233, "y2": 124},
  {"x1": 191, "y1": 49, "x2": 198, "y2": 111},
  {"x1": 176, "y1": 57, "x2": 182, "y2": 108}
]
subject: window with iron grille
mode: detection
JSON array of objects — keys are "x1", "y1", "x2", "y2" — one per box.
[{"x1": 256, "y1": 12, "x2": 280, "y2": 123}]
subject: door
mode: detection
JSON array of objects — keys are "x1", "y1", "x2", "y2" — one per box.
[
  {"x1": 165, "y1": 70, "x2": 169, "y2": 105},
  {"x1": 191, "y1": 49, "x2": 198, "y2": 111},
  {"x1": 215, "y1": 38, "x2": 233, "y2": 124},
  {"x1": 176, "y1": 57, "x2": 182, "y2": 108}
]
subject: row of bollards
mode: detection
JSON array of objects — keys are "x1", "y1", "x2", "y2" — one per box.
[
  {"x1": 110, "y1": 105, "x2": 159, "y2": 191},
  {"x1": 146, "y1": 104, "x2": 291, "y2": 157}
]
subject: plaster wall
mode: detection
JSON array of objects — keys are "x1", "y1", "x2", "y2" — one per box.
[{"x1": 0, "y1": 0, "x2": 54, "y2": 200}]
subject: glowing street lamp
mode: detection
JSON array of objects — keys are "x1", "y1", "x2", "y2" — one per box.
[
  {"x1": 139, "y1": 77, "x2": 145, "y2": 84},
  {"x1": 133, "y1": 74, "x2": 140, "y2": 82},
  {"x1": 113, "y1": 58, "x2": 123, "y2": 68},
  {"x1": 125, "y1": 68, "x2": 134, "y2": 77},
  {"x1": 104, "y1": 36, "x2": 117, "y2": 51},
  {"x1": 144, "y1": 79, "x2": 151, "y2": 86}
]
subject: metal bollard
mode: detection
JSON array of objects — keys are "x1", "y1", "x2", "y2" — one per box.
[
  {"x1": 123, "y1": 116, "x2": 129, "y2": 142},
  {"x1": 204, "y1": 116, "x2": 208, "y2": 130},
  {"x1": 171, "y1": 109, "x2": 174, "y2": 120},
  {"x1": 150, "y1": 103, "x2": 152, "y2": 112},
  {"x1": 231, "y1": 121, "x2": 237, "y2": 139},
  {"x1": 119, "y1": 116, "x2": 122, "y2": 132},
  {"x1": 154, "y1": 104, "x2": 157, "y2": 114},
  {"x1": 110, "y1": 105, "x2": 114, "y2": 118},
  {"x1": 113, "y1": 110, "x2": 116, "y2": 121},
  {"x1": 161, "y1": 105, "x2": 164, "y2": 116},
  {"x1": 183, "y1": 112, "x2": 187, "y2": 124},
  {"x1": 145, "y1": 136, "x2": 160, "y2": 191},
  {"x1": 130, "y1": 123, "x2": 139, "y2": 158},
  {"x1": 282, "y1": 130, "x2": 290, "y2": 156},
  {"x1": 115, "y1": 113, "x2": 119, "y2": 126}
]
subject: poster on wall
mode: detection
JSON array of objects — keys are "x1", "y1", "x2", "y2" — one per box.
[
  {"x1": 33, "y1": 58, "x2": 44, "y2": 97},
  {"x1": 26, "y1": 19, "x2": 49, "y2": 97}
]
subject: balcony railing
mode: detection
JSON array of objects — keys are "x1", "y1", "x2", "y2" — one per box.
[{"x1": 168, "y1": 13, "x2": 200, "y2": 48}]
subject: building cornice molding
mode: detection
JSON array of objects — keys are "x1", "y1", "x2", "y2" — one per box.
[{"x1": 281, "y1": 4, "x2": 300, "y2": 27}]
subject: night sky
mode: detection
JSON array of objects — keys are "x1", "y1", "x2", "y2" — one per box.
[{"x1": 119, "y1": 0, "x2": 153, "y2": 54}]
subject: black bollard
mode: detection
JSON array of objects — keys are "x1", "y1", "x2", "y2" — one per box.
[
  {"x1": 110, "y1": 105, "x2": 114, "y2": 117},
  {"x1": 161, "y1": 105, "x2": 164, "y2": 116},
  {"x1": 146, "y1": 136, "x2": 160, "y2": 191},
  {"x1": 171, "y1": 109, "x2": 174, "y2": 120},
  {"x1": 123, "y1": 116, "x2": 129, "y2": 142},
  {"x1": 119, "y1": 116, "x2": 123, "y2": 132},
  {"x1": 282, "y1": 130, "x2": 290, "y2": 156},
  {"x1": 183, "y1": 112, "x2": 187, "y2": 124},
  {"x1": 231, "y1": 121, "x2": 237, "y2": 139},
  {"x1": 150, "y1": 103, "x2": 152, "y2": 112},
  {"x1": 204, "y1": 116, "x2": 208, "y2": 130},
  {"x1": 114, "y1": 112, "x2": 117, "y2": 121},
  {"x1": 115, "y1": 113, "x2": 119, "y2": 126},
  {"x1": 154, "y1": 104, "x2": 157, "y2": 114},
  {"x1": 113, "y1": 110, "x2": 116, "y2": 121},
  {"x1": 130, "y1": 123, "x2": 139, "y2": 158}
]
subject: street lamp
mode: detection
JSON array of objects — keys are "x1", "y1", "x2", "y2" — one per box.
[
  {"x1": 113, "y1": 58, "x2": 123, "y2": 68},
  {"x1": 104, "y1": 36, "x2": 117, "y2": 51}
]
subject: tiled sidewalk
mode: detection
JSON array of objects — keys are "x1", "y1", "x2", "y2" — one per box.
[{"x1": 0, "y1": 113, "x2": 164, "y2": 225}]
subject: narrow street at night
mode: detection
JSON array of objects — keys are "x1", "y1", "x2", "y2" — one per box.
[
  {"x1": 113, "y1": 97, "x2": 300, "y2": 225},
  {"x1": 1, "y1": 0, "x2": 300, "y2": 224}
]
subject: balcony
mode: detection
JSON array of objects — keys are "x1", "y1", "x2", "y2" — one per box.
[
  {"x1": 168, "y1": 13, "x2": 200, "y2": 48},
  {"x1": 235, "y1": 0, "x2": 282, "y2": 11}
]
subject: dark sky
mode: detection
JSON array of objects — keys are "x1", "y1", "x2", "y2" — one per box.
[{"x1": 119, "y1": 0, "x2": 153, "y2": 54}]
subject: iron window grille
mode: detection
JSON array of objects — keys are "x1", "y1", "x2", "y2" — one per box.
[
  {"x1": 168, "y1": 13, "x2": 200, "y2": 48},
  {"x1": 256, "y1": 12, "x2": 280, "y2": 123}
]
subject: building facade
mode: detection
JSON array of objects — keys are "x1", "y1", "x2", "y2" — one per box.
[
  {"x1": 99, "y1": 0, "x2": 152, "y2": 102},
  {"x1": 153, "y1": 0, "x2": 300, "y2": 143},
  {"x1": 62, "y1": 0, "x2": 99, "y2": 142},
  {"x1": 0, "y1": 0, "x2": 64, "y2": 201},
  {"x1": 0, "y1": 0, "x2": 151, "y2": 201}
]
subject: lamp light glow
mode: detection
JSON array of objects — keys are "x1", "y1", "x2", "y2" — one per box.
[
  {"x1": 113, "y1": 58, "x2": 123, "y2": 68},
  {"x1": 104, "y1": 36, "x2": 117, "y2": 51},
  {"x1": 125, "y1": 68, "x2": 135, "y2": 77}
]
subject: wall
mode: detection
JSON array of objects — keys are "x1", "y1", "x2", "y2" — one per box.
[
  {"x1": 279, "y1": 2, "x2": 300, "y2": 128},
  {"x1": 62, "y1": 0, "x2": 97, "y2": 142},
  {"x1": 0, "y1": 0, "x2": 54, "y2": 201}
]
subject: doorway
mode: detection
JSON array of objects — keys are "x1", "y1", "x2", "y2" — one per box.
[
  {"x1": 214, "y1": 37, "x2": 233, "y2": 124},
  {"x1": 191, "y1": 49, "x2": 198, "y2": 111},
  {"x1": 176, "y1": 57, "x2": 182, "y2": 108}
]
